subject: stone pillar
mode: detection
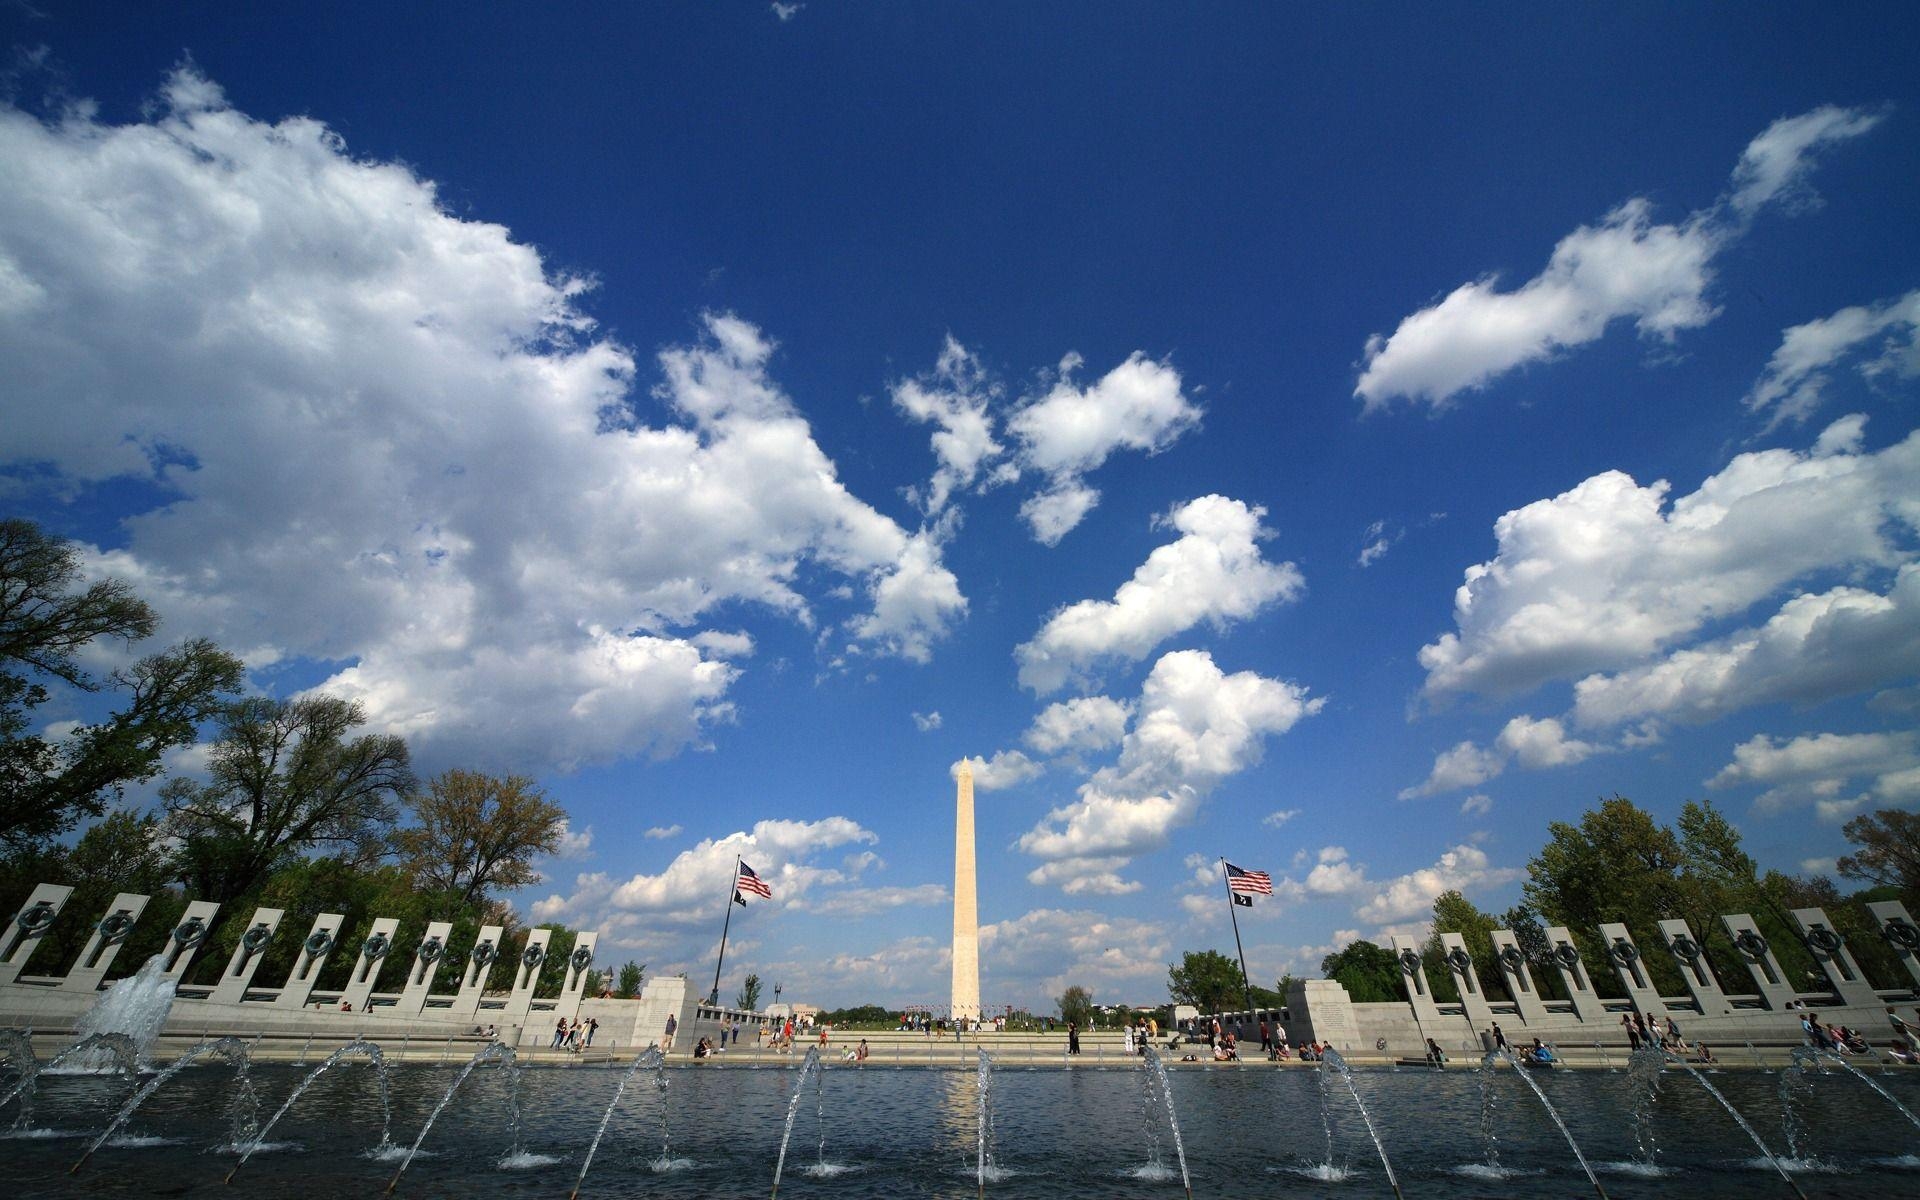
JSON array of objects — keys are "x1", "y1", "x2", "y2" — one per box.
[
  {"x1": 209, "y1": 906, "x2": 286, "y2": 1004},
  {"x1": 1287, "y1": 977, "x2": 1362, "y2": 1053},
  {"x1": 950, "y1": 760, "x2": 980, "y2": 1023},
  {"x1": 276, "y1": 913, "x2": 346, "y2": 1009},
  {"x1": 162, "y1": 901, "x2": 222, "y2": 980},
  {"x1": 1437, "y1": 932, "x2": 1495, "y2": 1033},
  {"x1": 1866, "y1": 900, "x2": 1920, "y2": 991},
  {"x1": 1791, "y1": 907, "x2": 1880, "y2": 1008},
  {"x1": 1721, "y1": 913, "x2": 1796, "y2": 1010},
  {"x1": 1389, "y1": 933, "x2": 1443, "y2": 1032},
  {"x1": 0, "y1": 883, "x2": 74, "y2": 985},
  {"x1": 558, "y1": 931, "x2": 600, "y2": 1021},
  {"x1": 1655, "y1": 918, "x2": 1732, "y2": 1017},
  {"x1": 60, "y1": 892, "x2": 152, "y2": 992},
  {"x1": 504, "y1": 928, "x2": 555, "y2": 1021},
  {"x1": 341, "y1": 917, "x2": 402, "y2": 1012},
  {"x1": 397, "y1": 921, "x2": 454, "y2": 1014},
  {"x1": 1597, "y1": 923, "x2": 1667, "y2": 1018},
  {"x1": 452, "y1": 924, "x2": 505, "y2": 1016},
  {"x1": 1488, "y1": 929, "x2": 1549, "y2": 1025},
  {"x1": 1544, "y1": 925, "x2": 1608, "y2": 1023}
]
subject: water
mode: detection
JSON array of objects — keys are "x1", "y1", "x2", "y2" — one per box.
[
  {"x1": 9, "y1": 1051, "x2": 1920, "y2": 1196},
  {"x1": 1664, "y1": 1053, "x2": 1808, "y2": 1200},
  {"x1": 1811, "y1": 1047, "x2": 1920, "y2": 1140},
  {"x1": 1627, "y1": 1045, "x2": 1667, "y2": 1169},
  {"x1": 229, "y1": 1037, "x2": 393, "y2": 1180},
  {"x1": 770, "y1": 1045, "x2": 822, "y2": 1198},
  {"x1": 1494, "y1": 1047, "x2": 1609, "y2": 1198},
  {"x1": 977, "y1": 1049, "x2": 998, "y2": 1191},
  {"x1": 570, "y1": 1046, "x2": 667, "y2": 1199},
  {"x1": 383, "y1": 1041, "x2": 521, "y2": 1193},
  {"x1": 1139, "y1": 1047, "x2": 1191, "y2": 1197},
  {"x1": 1321, "y1": 1047, "x2": 1402, "y2": 1200},
  {"x1": 71, "y1": 1035, "x2": 255, "y2": 1172},
  {"x1": 69, "y1": 954, "x2": 177, "y2": 1068}
]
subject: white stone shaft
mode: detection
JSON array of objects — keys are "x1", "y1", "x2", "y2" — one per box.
[{"x1": 951, "y1": 761, "x2": 980, "y2": 1021}]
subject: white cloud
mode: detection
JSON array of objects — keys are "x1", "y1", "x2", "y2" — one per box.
[
  {"x1": 1356, "y1": 106, "x2": 1883, "y2": 411},
  {"x1": 891, "y1": 336, "x2": 1004, "y2": 516},
  {"x1": 1800, "y1": 857, "x2": 1838, "y2": 877},
  {"x1": 643, "y1": 825, "x2": 683, "y2": 840},
  {"x1": 770, "y1": 2, "x2": 803, "y2": 22},
  {"x1": 1402, "y1": 715, "x2": 1600, "y2": 798},
  {"x1": 803, "y1": 884, "x2": 948, "y2": 919},
  {"x1": 1419, "y1": 419, "x2": 1920, "y2": 700},
  {"x1": 1745, "y1": 289, "x2": 1920, "y2": 429},
  {"x1": 952, "y1": 750, "x2": 1044, "y2": 791},
  {"x1": 1262, "y1": 808, "x2": 1301, "y2": 828},
  {"x1": 1460, "y1": 793, "x2": 1493, "y2": 817},
  {"x1": 1017, "y1": 649, "x2": 1321, "y2": 887},
  {"x1": 1357, "y1": 519, "x2": 1396, "y2": 567},
  {"x1": 1707, "y1": 730, "x2": 1920, "y2": 819},
  {"x1": 1023, "y1": 695, "x2": 1133, "y2": 756},
  {"x1": 1305, "y1": 846, "x2": 1369, "y2": 896},
  {"x1": 912, "y1": 710, "x2": 943, "y2": 732},
  {"x1": 552, "y1": 820, "x2": 594, "y2": 859},
  {"x1": 1355, "y1": 844, "x2": 1525, "y2": 924},
  {"x1": 1024, "y1": 858, "x2": 1143, "y2": 896},
  {"x1": 0, "y1": 69, "x2": 966, "y2": 772},
  {"x1": 979, "y1": 907, "x2": 1174, "y2": 1005},
  {"x1": 1006, "y1": 352, "x2": 1200, "y2": 543},
  {"x1": 1570, "y1": 564, "x2": 1920, "y2": 729},
  {"x1": 1016, "y1": 496, "x2": 1304, "y2": 694}
]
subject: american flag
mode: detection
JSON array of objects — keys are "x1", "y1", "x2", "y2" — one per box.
[
  {"x1": 737, "y1": 861, "x2": 773, "y2": 899},
  {"x1": 1225, "y1": 862, "x2": 1272, "y2": 896}
]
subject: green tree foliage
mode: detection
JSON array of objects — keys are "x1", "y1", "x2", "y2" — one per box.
[
  {"x1": 1838, "y1": 810, "x2": 1920, "y2": 905},
  {"x1": 617, "y1": 961, "x2": 645, "y2": 998},
  {"x1": 0, "y1": 519, "x2": 244, "y2": 851},
  {"x1": 737, "y1": 971, "x2": 764, "y2": 1011},
  {"x1": 393, "y1": 769, "x2": 566, "y2": 914},
  {"x1": 0, "y1": 810, "x2": 185, "y2": 975},
  {"x1": 1166, "y1": 948, "x2": 1245, "y2": 1013},
  {"x1": 1057, "y1": 984, "x2": 1094, "y2": 1027},
  {"x1": 163, "y1": 695, "x2": 414, "y2": 906},
  {"x1": 1427, "y1": 890, "x2": 1506, "y2": 1000},
  {"x1": 817, "y1": 1004, "x2": 891, "y2": 1026},
  {"x1": 1320, "y1": 940, "x2": 1403, "y2": 1003}
]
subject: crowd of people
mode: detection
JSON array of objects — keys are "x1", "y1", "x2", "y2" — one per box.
[{"x1": 547, "y1": 1016, "x2": 598, "y2": 1051}]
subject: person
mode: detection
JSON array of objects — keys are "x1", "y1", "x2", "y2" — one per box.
[
  {"x1": 856, "y1": 1038, "x2": 870, "y2": 1064},
  {"x1": 1268, "y1": 1039, "x2": 1290, "y2": 1062},
  {"x1": 1889, "y1": 1038, "x2": 1917, "y2": 1066},
  {"x1": 1490, "y1": 1022, "x2": 1507, "y2": 1052},
  {"x1": 552, "y1": 1018, "x2": 569, "y2": 1049},
  {"x1": 662, "y1": 1012, "x2": 678, "y2": 1052},
  {"x1": 567, "y1": 1021, "x2": 582, "y2": 1051},
  {"x1": 1889, "y1": 1007, "x2": 1918, "y2": 1046},
  {"x1": 1425, "y1": 1037, "x2": 1446, "y2": 1067},
  {"x1": 1259, "y1": 1018, "x2": 1271, "y2": 1054},
  {"x1": 1696, "y1": 1043, "x2": 1718, "y2": 1064},
  {"x1": 783, "y1": 1017, "x2": 795, "y2": 1049},
  {"x1": 1665, "y1": 1016, "x2": 1682, "y2": 1049},
  {"x1": 1528, "y1": 1038, "x2": 1555, "y2": 1065},
  {"x1": 585, "y1": 1017, "x2": 599, "y2": 1047},
  {"x1": 693, "y1": 1036, "x2": 711, "y2": 1059},
  {"x1": 819, "y1": 1024, "x2": 830, "y2": 1048},
  {"x1": 1068, "y1": 1021, "x2": 1081, "y2": 1055},
  {"x1": 1623, "y1": 1013, "x2": 1641, "y2": 1051}
]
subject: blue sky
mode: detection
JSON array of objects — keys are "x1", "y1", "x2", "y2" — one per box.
[{"x1": 2, "y1": 5, "x2": 1917, "y2": 1012}]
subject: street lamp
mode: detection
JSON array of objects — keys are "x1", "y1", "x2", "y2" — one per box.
[{"x1": 773, "y1": 981, "x2": 783, "y2": 1009}]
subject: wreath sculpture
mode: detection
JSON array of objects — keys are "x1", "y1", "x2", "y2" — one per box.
[
  {"x1": 96, "y1": 911, "x2": 137, "y2": 941},
  {"x1": 173, "y1": 916, "x2": 208, "y2": 947},
  {"x1": 1734, "y1": 929, "x2": 1770, "y2": 959},
  {"x1": 1882, "y1": 918, "x2": 1920, "y2": 951},
  {"x1": 363, "y1": 932, "x2": 391, "y2": 960},
  {"x1": 1667, "y1": 935, "x2": 1701, "y2": 962},
  {"x1": 1608, "y1": 939, "x2": 1639, "y2": 966},
  {"x1": 1805, "y1": 927, "x2": 1843, "y2": 955},
  {"x1": 241, "y1": 923, "x2": 275, "y2": 953},
  {"x1": 1498, "y1": 946, "x2": 1525, "y2": 971},
  {"x1": 16, "y1": 900, "x2": 57, "y2": 932},
  {"x1": 1398, "y1": 948, "x2": 1421, "y2": 975},
  {"x1": 1446, "y1": 947, "x2": 1473, "y2": 974}
]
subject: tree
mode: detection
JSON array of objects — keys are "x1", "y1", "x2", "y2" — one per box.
[
  {"x1": 1838, "y1": 810, "x2": 1920, "y2": 901},
  {"x1": 737, "y1": 971, "x2": 763, "y2": 1011},
  {"x1": 1058, "y1": 984, "x2": 1094, "y2": 1027},
  {"x1": 1167, "y1": 949, "x2": 1244, "y2": 1013},
  {"x1": 163, "y1": 695, "x2": 413, "y2": 905},
  {"x1": 1430, "y1": 890, "x2": 1506, "y2": 999},
  {"x1": 1, "y1": 519, "x2": 244, "y2": 851},
  {"x1": 617, "y1": 961, "x2": 645, "y2": 998},
  {"x1": 1320, "y1": 940, "x2": 1402, "y2": 1003},
  {"x1": 393, "y1": 769, "x2": 566, "y2": 913}
]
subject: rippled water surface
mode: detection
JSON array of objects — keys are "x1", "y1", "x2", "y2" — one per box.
[{"x1": 7, "y1": 1059, "x2": 1920, "y2": 1197}]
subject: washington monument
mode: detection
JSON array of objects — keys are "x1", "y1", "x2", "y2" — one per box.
[{"x1": 951, "y1": 759, "x2": 980, "y2": 1021}]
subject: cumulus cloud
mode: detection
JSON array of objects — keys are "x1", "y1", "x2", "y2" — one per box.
[
  {"x1": 1016, "y1": 496, "x2": 1304, "y2": 694},
  {"x1": 803, "y1": 883, "x2": 948, "y2": 919},
  {"x1": 979, "y1": 907, "x2": 1174, "y2": 1003},
  {"x1": 533, "y1": 816, "x2": 876, "y2": 933},
  {"x1": 0, "y1": 70, "x2": 967, "y2": 771},
  {"x1": 1356, "y1": 106, "x2": 1883, "y2": 411},
  {"x1": 552, "y1": 820, "x2": 594, "y2": 859},
  {"x1": 1023, "y1": 695, "x2": 1133, "y2": 757},
  {"x1": 1707, "y1": 730, "x2": 1920, "y2": 820},
  {"x1": 1570, "y1": 563, "x2": 1920, "y2": 729},
  {"x1": 1006, "y1": 352, "x2": 1200, "y2": 543},
  {"x1": 1419, "y1": 419, "x2": 1920, "y2": 700},
  {"x1": 643, "y1": 825, "x2": 683, "y2": 840},
  {"x1": 891, "y1": 336, "x2": 1004, "y2": 516},
  {"x1": 912, "y1": 710, "x2": 943, "y2": 732},
  {"x1": 1745, "y1": 289, "x2": 1920, "y2": 429},
  {"x1": 1305, "y1": 847, "x2": 1369, "y2": 896},
  {"x1": 1355, "y1": 844, "x2": 1525, "y2": 924},
  {"x1": 1262, "y1": 808, "x2": 1301, "y2": 828},
  {"x1": 952, "y1": 750, "x2": 1044, "y2": 791},
  {"x1": 1460, "y1": 793, "x2": 1493, "y2": 817},
  {"x1": 1401, "y1": 715, "x2": 1601, "y2": 798},
  {"x1": 1016, "y1": 649, "x2": 1320, "y2": 890}
]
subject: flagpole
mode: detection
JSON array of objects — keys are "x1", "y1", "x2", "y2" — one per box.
[
  {"x1": 1220, "y1": 858, "x2": 1255, "y2": 1014},
  {"x1": 709, "y1": 854, "x2": 742, "y2": 1006}
]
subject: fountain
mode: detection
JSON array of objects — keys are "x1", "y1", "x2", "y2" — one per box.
[
  {"x1": 569, "y1": 1046, "x2": 670, "y2": 1199},
  {"x1": 1779, "y1": 1047, "x2": 1819, "y2": 1163},
  {"x1": 71, "y1": 1035, "x2": 257, "y2": 1172},
  {"x1": 69, "y1": 954, "x2": 177, "y2": 1068},
  {"x1": 1320, "y1": 1047, "x2": 1403, "y2": 1200},
  {"x1": 1468, "y1": 1050, "x2": 1504, "y2": 1177},
  {"x1": 769, "y1": 1045, "x2": 823, "y2": 1199},
  {"x1": 1494, "y1": 1046, "x2": 1609, "y2": 1198},
  {"x1": 1808, "y1": 1046, "x2": 1920, "y2": 1139},
  {"x1": 384, "y1": 1041, "x2": 523, "y2": 1192},
  {"x1": 1, "y1": 1027, "x2": 39, "y2": 1130},
  {"x1": 1660, "y1": 1048, "x2": 1808, "y2": 1199},
  {"x1": 977, "y1": 1049, "x2": 1000, "y2": 1193},
  {"x1": 1625, "y1": 1044, "x2": 1667, "y2": 1173},
  {"x1": 227, "y1": 1038, "x2": 394, "y2": 1181},
  {"x1": 1139, "y1": 1047, "x2": 1192, "y2": 1196}
]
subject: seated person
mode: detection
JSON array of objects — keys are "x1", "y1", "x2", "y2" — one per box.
[
  {"x1": 1888, "y1": 1038, "x2": 1917, "y2": 1065},
  {"x1": 1212, "y1": 1042, "x2": 1234, "y2": 1061},
  {"x1": 1268, "y1": 1040, "x2": 1290, "y2": 1061},
  {"x1": 693, "y1": 1037, "x2": 711, "y2": 1059},
  {"x1": 1528, "y1": 1038, "x2": 1555, "y2": 1064},
  {"x1": 1695, "y1": 1043, "x2": 1717, "y2": 1064}
]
